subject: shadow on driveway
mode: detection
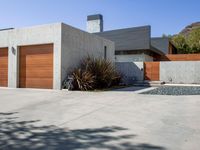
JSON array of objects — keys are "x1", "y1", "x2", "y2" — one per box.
[{"x1": 0, "y1": 112, "x2": 166, "y2": 150}]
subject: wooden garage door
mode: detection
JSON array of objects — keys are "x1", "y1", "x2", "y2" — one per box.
[
  {"x1": 144, "y1": 62, "x2": 160, "y2": 81},
  {"x1": 0, "y1": 48, "x2": 8, "y2": 87},
  {"x1": 19, "y1": 44, "x2": 53, "y2": 89}
]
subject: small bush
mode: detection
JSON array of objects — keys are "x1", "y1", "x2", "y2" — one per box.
[
  {"x1": 68, "y1": 56, "x2": 121, "y2": 91},
  {"x1": 71, "y1": 69, "x2": 95, "y2": 91}
]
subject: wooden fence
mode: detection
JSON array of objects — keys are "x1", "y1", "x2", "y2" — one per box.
[{"x1": 156, "y1": 54, "x2": 200, "y2": 61}]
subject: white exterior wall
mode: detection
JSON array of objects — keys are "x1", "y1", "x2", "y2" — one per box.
[
  {"x1": 0, "y1": 23, "x2": 62, "y2": 89},
  {"x1": 61, "y1": 23, "x2": 115, "y2": 83},
  {"x1": 115, "y1": 54, "x2": 153, "y2": 62}
]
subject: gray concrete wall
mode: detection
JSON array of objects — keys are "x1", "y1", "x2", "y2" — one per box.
[
  {"x1": 160, "y1": 61, "x2": 200, "y2": 84},
  {"x1": 115, "y1": 62, "x2": 144, "y2": 85},
  {"x1": 0, "y1": 23, "x2": 62, "y2": 89},
  {"x1": 115, "y1": 54, "x2": 153, "y2": 62},
  {"x1": 61, "y1": 23, "x2": 115, "y2": 83}
]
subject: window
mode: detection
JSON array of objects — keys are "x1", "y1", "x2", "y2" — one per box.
[{"x1": 104, "y1": 46, "x2": 107, "y2": 59}]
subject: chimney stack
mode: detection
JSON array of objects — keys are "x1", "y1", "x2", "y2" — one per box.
[{"x1": 87, "y1": 14, "x2": 103, "y2": 33}]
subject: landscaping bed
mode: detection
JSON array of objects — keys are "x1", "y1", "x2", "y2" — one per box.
[{"x1": 141, "y1": 86, "x2": 200, "y2": 95}]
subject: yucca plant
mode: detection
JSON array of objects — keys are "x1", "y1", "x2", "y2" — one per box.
[
  {"x1": 68, "y1": 56, "x2": 121, "y2": 91},
  {"x1": 72, "y1": 69, "x2": 95, "y2": 91},
  {"x1": 81, "y1": 56, "x2": 120, "y2": 88}
]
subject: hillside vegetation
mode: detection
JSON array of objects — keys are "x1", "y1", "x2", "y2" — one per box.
[{"x1": 166, "y1": 22, "x2": 200, "y2": 54}]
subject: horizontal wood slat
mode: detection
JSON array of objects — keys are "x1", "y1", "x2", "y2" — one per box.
[
  {"x1": 157, "y1": 54, "x2": 200, "y2": 61},
  {"x1": 19, "y1": 44, "x2": 53, "y2": 89},
  {"x1": 0, "y1": 48, "x2": 8, "y2": 87},
  {"x1": 144, "y1": 62, "x2": 160, "y2": 81}
]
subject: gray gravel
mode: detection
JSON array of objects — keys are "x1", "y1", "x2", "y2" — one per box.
[{"x1": 142, "y1": 86, "x2": 200, "y2": 95}]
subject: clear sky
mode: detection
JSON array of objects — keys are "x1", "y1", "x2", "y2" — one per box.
[{"x1": 0, "y1": 0, "x2": 199, "y2": 37}]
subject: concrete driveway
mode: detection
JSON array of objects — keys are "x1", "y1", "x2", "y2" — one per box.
[{"x1": 0, "y1": 88, "x2": 200, "y2": 150}]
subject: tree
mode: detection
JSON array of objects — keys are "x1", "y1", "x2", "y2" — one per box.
[
  {"x1": 171, "y1": 27, "x2": 200, "y2": 54},
  {"x1": 187, "y1": 27, "x2": 200, "y2": 53},
  {"x1": 172, "y1": 35, "x2": 190, "y2": 54}
]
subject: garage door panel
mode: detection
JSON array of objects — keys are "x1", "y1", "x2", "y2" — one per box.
[
  {"x1": 0, "y1": 65, "x2": 8, "y2": 68},
  {"x1": 20, "y1": 70, "x2": 53, "y2": 78},
  {"x1": 0, "y1": 48, "x2": 8, "y2": 87},
  {"x1": 19, "y1": 44, "x2": 53, "y2": 89},
  {"x1": 20, "y1": 65, "x2": 53, "y2": 70},
  {"x1": 0, "y1": 81, "x2": 8, "y2": 86},
  {"x1": 0, "y1": 72, "x2": 8, "y2": 76},
  {"x1": 20, "y1": 64, "x2": 53, "y2": 68},
  {"x1": 20, "y1": 78, "x2": 53, "y2": 89},
  {"x1": 20, "y1": 45, "x2": 53, "y2": 52},
  {"x1": 20, "y1": 54, "x2": 53, "y2": 60},
  {"x1": 20, "y1": 55, "x2": 53, "y2": 65}
]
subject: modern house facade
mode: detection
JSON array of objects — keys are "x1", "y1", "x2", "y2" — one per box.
[
  {"x1": 2, "y1": 14, "x2": 196, "y2": 89},
  {"x1": 86, "y1": 14, "x2": 200, "y2": 85},
  {"x1": 0, "y1": 23, "x2": 115, "y2": 89},
  {"x1": 87, "y1": 14, "x2": 177, "y2": 62}
]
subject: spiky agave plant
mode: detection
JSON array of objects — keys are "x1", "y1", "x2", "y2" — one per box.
[
  {"x1": 69, "y1": 56, "x2": 121, "y2": 91},
  {"x1": 81, "y1": 56, "x2": 121, "y2": 89},
  {"x1": 72, "y1": 69, "x2": 95, "y2": 91}
]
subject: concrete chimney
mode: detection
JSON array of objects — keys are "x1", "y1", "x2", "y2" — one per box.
[{"x1": 87, "y1": 14, "x2": 103, "y2": 33}]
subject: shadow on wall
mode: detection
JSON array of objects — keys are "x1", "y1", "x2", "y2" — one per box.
[
  {"x1": 115, "y1": 62, "x2": 144, "y2": 85},
  {"x1": 0, "y1": 112, "x2": 166, "y2": 150}
]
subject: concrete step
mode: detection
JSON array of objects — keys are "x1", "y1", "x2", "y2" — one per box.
[{"x1": 133, "y1": 81, "x2": 165, "y2": 87}]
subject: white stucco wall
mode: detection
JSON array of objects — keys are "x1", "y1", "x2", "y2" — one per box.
[
  {"x1": 61, "y1": 23, "x2": 115, "y2": 83},
  {"x1": 115, "y1": 54, "x2": 153, "y2": 62},
  {"x1": 0, "y1": 23, "x2": 62, "y2": 89}
]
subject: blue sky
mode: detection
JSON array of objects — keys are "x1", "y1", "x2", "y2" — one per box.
[{"x1": 0, "y1": 0, "x2": 199, "y2": 37}]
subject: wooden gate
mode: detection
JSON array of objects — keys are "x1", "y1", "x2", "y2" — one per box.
[{"x1": 144, "y1": 62, "x2": 160, "y2": 81}]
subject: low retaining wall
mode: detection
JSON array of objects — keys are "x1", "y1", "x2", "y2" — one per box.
[
  {"x1": 116, "y1": 61, "x2": 200, "y2": 85},
  {"x1": 115, "y1": 62, "x2": 144, "y2": 85},
  {"x1": 160, "y1": 61, "x2": 200, "y2": 84}
]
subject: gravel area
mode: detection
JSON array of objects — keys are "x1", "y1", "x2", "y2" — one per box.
[{"x1": 142, "y1": 86, "x2": 200, "y2": 95}]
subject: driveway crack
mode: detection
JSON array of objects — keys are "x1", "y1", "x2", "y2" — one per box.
[{"x1": 57, "y1": 105, "x2": 106, "y2": 127}]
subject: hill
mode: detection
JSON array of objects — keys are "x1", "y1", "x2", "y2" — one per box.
[{"x1": 180, "y1": 22, "x2": 200, "y2": 36}]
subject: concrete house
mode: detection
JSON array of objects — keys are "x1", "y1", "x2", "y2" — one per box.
[
  {"x1": 87, "y1": 14, "x2": 177, "y2": 62},
  {"x1": 0, "y1": 23, "x2": 115, "y2": 89}
]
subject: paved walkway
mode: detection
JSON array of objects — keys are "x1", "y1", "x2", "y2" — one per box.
[{"x1": 0, "y1": 88, "x2": 200, "y2": 150}]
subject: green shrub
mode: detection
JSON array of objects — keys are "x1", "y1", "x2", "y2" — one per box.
[{"x1": 69, "y1": 56, "x2": 121, "y2": 91}]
